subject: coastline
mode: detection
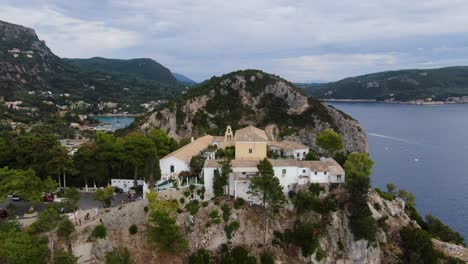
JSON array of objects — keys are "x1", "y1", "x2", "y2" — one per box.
[{"x1": 321, "y1": 98, "x2": 468, "y2": 105}]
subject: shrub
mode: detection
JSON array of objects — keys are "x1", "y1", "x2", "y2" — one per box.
[
  {"x1": 224, "y1": 221, "x2": 240, "y2": 239},
  {"x1": 202, "y1": 201, "x2": 209, "y2": 207},
  {"x1": 93, "y1": 224, "x2": 107, "y2": 239},
  {"x1": 148, "y1": 211, "x2": 188, "y2": 253},
  {"x1": 426, "y1": 215, "x2": 465, "y2": 246},
  {"x1": 54, "y1": 249, "x2": 78, "y2": 264},
  {"x1": 179, "y1": 197, "x2": 185, "y2": 204},
  {"x1": 400, "y1": 227, "x2": 438, "y2": 264},
  {"x1": 144, "y1": 206, "x2": 149, "y2": 213},
  {"x1": 188, "y1": 249, "x2": 212, "y2": 264},
  {"x1": 260, "y1": 252, "x2": 275, "y2": 264},
  {"x1": 106, "y1": 248, "x2": 133, "y2": 264},
  {"x1": 374, "y1": 188, "x2": 395, "y2": 201},
  {"x1": 57, "y1": 218, "x2": 75, "y2": 239},
  {"x1": 183, "y1": 190, "x2": 191, "y2": 197},
  {"x1": 405, "y1": 206, "x2": 427, "y2": 229},
  {"x1": 286, "y1": 221, "x2": 321, "y2": 257},
  {"x1": 221, "y1": 204, "x2": 231, "y2": 222},
  {"x1": 220, "y1": 246, "x2": 256, "y2": 264},
  {"x1": 129, "y1": 224, "x2": 138, "y2": 235},
  {"x1": 185, "y1": 200, "x2": 200, "y2": 215},
  {"x1": 233, "y1": 198, "x2": 245, "y2": 209},
  {"x1": 309, "y1": 183, "x2": 323, "y2": 197},
  {"x1": 315, "y1": 245, "x2": 325, "y2": 261}
]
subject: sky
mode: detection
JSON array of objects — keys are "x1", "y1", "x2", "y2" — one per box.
[{"x1": 1, "y1": 0, "x2": 468, "y2": 82}]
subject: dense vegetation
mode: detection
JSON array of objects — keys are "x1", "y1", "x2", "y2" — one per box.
[
  {"x1": 300, "y1": 66, "x2": 468, "y2": 101},
  {"x1": 63, "y1": 57, "x2": 177, "y2": 85},
  {"x1": 166, "y1": 69, "x2": 338, "y2": 137}
]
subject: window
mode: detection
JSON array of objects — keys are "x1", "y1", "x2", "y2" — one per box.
[
  {"x1": 170, "y1": 165, "x2": 174, "y2": 173},
  {"x1": 324, "y1": 171, "x2": 327, "y2": 175},
  {"x1": 314, "y1": 171, "x2": 317, "y2": 175},
  {"x1": 249, "y1": 149, "x2": 253, "y2": 154},
  {"x1": 337, "y1": 175, "x2": 342, "y2": 181},
  {"x1": 302, "y1": 169, "x2": 306, "y2": 173},
  {"x1": 242, "y1": 172, "x2": 246, "y2": 175},
  {"x1": 297, "y1": 153, "x2": 300, "y2": 158},
  {"x1": 282, "y1": 169, "x2": 286, "y2": 175}
]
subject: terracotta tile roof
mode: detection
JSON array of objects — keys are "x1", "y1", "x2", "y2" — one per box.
[
  {"x1": 212, "y1": 136, "x2": 225, "y2": 142},
  {"x1": 204, "y1": 159, "x2": 222, "y2": 168},
  {"x1": 162, "y1": 135, "x2": 213, "y2": 162},
  {"x1": 268, "y1": 140, "x2": 309, "y2": 150},
  {"x1": 234, "y1": 125, "x2": 268, "y2": 142}
]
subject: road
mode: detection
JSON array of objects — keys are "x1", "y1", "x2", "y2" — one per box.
[{"x1": 0, "y1": 192, "x2": 142, "y2": 219}]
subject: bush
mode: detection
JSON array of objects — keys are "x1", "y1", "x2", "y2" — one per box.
[
  {"x1": 106, "y1": 248, "x2": 133, "y2": 264},
  {"x1": 426, "y1": 215, "x2": 465, "y2": 246},
  {"x1": 54, "y1": 249, "x2": 78, "y2": 264},
  {"x1": 220, "y1": 246, "x2": 256, "y2": 264},
  {"x1": 185, "y1": 200, "x2": 200, "y2": 215},
  {"x1": 221, "y1": 204, "x2": 231, "y2": 222},
  {"x1": 374, "y1": 188, "x2": 395, "y2": 201},
  {"x1": 233, "y1": 198, "x2": 245, "y2": 209},
  {"x1": 188, "y1": 249, "x2": 212, "y2": 264},
  {"x1": 183, "y1": 190, "x2": 191, "y2": 197},
  {"x1": 400, "y1": 227, "x2": 438, "y2": 264},
  {"x1": 224, "y1": 221, "x2": 240, "y2": 239},
  {"x1": 286, "y1": 221, "x2": 321, "y2": 257},
  {"x1": 260, "y1": 252, "x2": 275, "y2": 264},
  {"x1": 179, "y1": 197, "x2": 185, "y2": 204},
  {"x1": 315, "y1": 245, "x2": 325, "y2": 261},
  {"x1": 129, "y1": 224, "x2": 138, "y2": 235},
  {"x1": 202, "y1": 201, "x2": 209, "y2": 207},
  {"x1": 93, "y1": 224, "x2": 107, "y2": 239},
  {"x1": 57, "y1": 218, "x2": 75, "y2": 239},
  {"x1": 148, "y1": 211, "x2": 188, "y2": 253},
  {"x1": 144, "y1": 206, "x2": 149, "y2": 213}
]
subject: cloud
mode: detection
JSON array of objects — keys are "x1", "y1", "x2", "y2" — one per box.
[
  {"x1": 2, "y1": 1, "x2": 468, "y2": 81},
  {"x1": 0, "y1": 5, "x2": 140, "y2": 57}
]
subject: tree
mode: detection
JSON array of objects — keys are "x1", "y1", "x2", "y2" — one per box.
[
  {"x1": 426, "y1": 215, "x2": 465, "y2": 246},
  {"x1": 386, "y1": 183, "x2": 396, "y2": 194},
  {"x1": 316, "y1": 129, "x2": 343, "y2": 155},
  {"x1": 190, "y1": 155, "x2": 206, "y2": 177},
  {"x1": 63, "y1": 188, "x2": 81, "y2": 225},
  {"x1": 248, "y1": 158, "x2": 286, "y2": 243},
  {"x1": 213, "y1": 160, "x2": 231, "y2": 197},
  {"x1": 74, "y1": 144, "x2": 98, "y2": 190},
  {"x1": 47, "y1": 145, "x2": 74, "y2": 189},
  {"x1": 121, "y1": 133, "x2": 157, "y2": 186},
  {"x1": 147, "y1": 128, "x2": 178, "y2": 157},
  {"x1": 400, "y1": 227, "x2": 438, "y2": 264},
  {"x1": 42, "y1": 176, "x2": 58, "y2": 194},
  {"x1": 0, "y1": 168, "x2": 43, "y2": 203},
  {"x1": 95, "y1": 132, "x2": 123, "y2": 181},
  {"x1": 305, "y1": 150, "x2": 319, "y2": 160},
  {"x1": 93, "y1": 186, "x2": 115, "y2": 208},
  {"x1": 343, "y1": 153, "x2": 377, "y2": 242},
  {"x1": 29, "y1": 206, "x2": 64, "y2": 233},
  {"x1": 0, "y1": 229, "x2": 48, "y2": 264}
]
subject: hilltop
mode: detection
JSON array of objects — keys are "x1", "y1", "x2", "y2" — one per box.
[
  {"x1": 141, "y1": 69, "x2": 368, "y2": 153},
  {"x1": 0, "y1": 20, "x2": 186, "y2": 114},
  {"x1": 63, "y1": 57, "x2": 177, "y2": 85},
  {"x1": 300, "y1": 66, "x2": 468, "y2": 102}
]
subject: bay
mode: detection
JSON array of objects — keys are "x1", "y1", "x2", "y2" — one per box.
[{"x1": 329, "y1": 102, "x2": 468, "y2": 239}]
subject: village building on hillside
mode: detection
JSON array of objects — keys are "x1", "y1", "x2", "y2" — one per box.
[
  {"x1": 268, "y1": 140, "x2": 309, "y2": 160},
  {"x1": 158, "y1": 125, "x2": 345, "y2": 203}
]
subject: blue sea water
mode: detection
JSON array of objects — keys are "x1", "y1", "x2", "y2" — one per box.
[
  {"x1": 329, "y1": 102, "x2": 468, "y2": 240},
  {"x1": 93, "y1": 115, "x2": 135, "y2": 131}
]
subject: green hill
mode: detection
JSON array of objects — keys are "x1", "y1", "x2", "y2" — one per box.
[
  {"x1": 300, "y1": 66, "x2": 468, "y2": 101},
  {"x1": 63, "y1": 57, "x2": 177, "y2": 85}
]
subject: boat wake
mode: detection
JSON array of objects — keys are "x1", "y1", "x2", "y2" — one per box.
[{"x1": 367, "y1": 133, "x2": 413, "y2": 144}]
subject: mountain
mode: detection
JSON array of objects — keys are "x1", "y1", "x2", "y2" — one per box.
[
  {"x1": 0, "y1": 20, "x2": 185, "y2": 113},
  {"x1": 172, "y1": 72, "x2": 196, "y2": 84},
  {"x1": 63, "y1": 57, "x2": 177, "y2": 85},
  {"x1": 141, "y1": 69, "x2": 368, "y2": 153},
  {"x1": 301, "y1": 66, "x2": 468, "y2": 102}
]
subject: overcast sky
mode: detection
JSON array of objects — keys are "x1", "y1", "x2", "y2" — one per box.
[{"x1": 2, "y1": 0, "x2": 468, "y2": 82}]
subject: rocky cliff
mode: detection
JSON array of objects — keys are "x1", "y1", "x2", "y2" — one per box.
[
  {"x1": 141, "y1": 70, "x2": 368, "y2": 153},
  {"x1": 56, "y1": 189, "x2": 467, "y2": 263}
]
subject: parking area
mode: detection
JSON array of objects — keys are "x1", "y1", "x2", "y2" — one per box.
[{"x1": 0, "y1": 192, "x2": 143, "y2": 219}]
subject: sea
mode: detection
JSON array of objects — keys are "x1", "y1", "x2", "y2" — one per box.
[
  {"x1": 93, "y1": 115, "x2": 135, "y2": 132},
  {"x1": 329, "y1": 102, "x2": 468, "y2": 240}
]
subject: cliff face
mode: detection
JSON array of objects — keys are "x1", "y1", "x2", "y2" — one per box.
[
  {"x1": 0, "y1": 20, "x2": 62, "y2": 90},
  {"x1": 142, "y1": 70, "x2": 368, "y2": 153},
  {"x1": 57, "y1": 189, "x2": 467, "y2": 264}
]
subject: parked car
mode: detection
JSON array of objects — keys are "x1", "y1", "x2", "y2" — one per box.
[
  {"x1": 114, "y1": 187, "x2": 124, "y2": 193},
  {"x1": 11, "y1": 194, "x2": 21, "y2": 201},
  {"x1": 0, "y1": 209, "x2": 7, "y2": 219},
  {"x1": 43, "y1": 194, "x2": 54, "y2": 202}
]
